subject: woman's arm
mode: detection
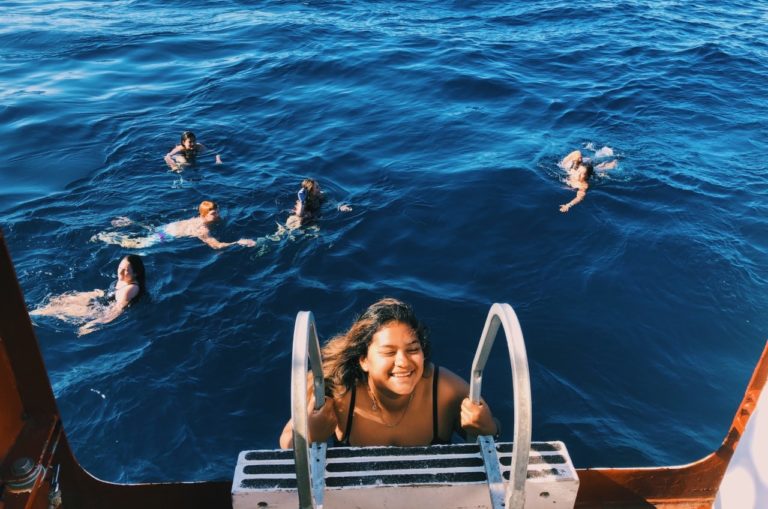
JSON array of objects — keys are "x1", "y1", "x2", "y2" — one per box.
[
  {"x1": 279, "y1": 391, "x2": 339, "y2": 449},
  {"x1": 198, "y1": 234, "x2": 255, "y2": 249},
  {"x1": 439, "y1": 368, "x2": 498, "y2": 438},
  {"x1": 197, "y1": 143, "x2": 222, "y2": 164},
  {"x1": 561, "y1": 150, "x2": 583, "y2": 170},
  {"x1": 459, "y1": 398, "x2": 498, "y2": 437},
  {"x1": 560, "y1": 187, "x2": 587, "y2": 213},
  {"x1": 164, "y1": 145, "x2": 183, "y2": 169},
  {"x1": 294, "y1": 199, "x2": 305, "y2": 218},
  {"x1": 77, "y1": 285, "x2": 138, "y2": 336}
]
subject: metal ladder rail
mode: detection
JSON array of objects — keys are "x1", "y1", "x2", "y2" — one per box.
[
  {"x1": 469, "y1": 303, "x2": 532, "y2": 509},
  {"x1": 291, "y1": 311, "x2": 327, "y2": 509}
]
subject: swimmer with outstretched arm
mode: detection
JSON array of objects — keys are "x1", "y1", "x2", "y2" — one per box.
[
  {"x1": 559, "y1": 149, "x2": 618, "y2": 213},
  {"x1": 164, "y1": 131, "x2": 222, "y2": 171},
  {"x1": 30, "y1": 255, "x2": 147, "y2": 336},
  {"x1": 285, "y1": 178, "x2": 352, "y2": 230},
  {"x1": 92, "y1": 201, "x2": 257, "y2": 249}
]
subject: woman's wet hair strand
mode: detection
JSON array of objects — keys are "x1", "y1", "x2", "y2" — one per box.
[{"x1": 321, "y1": 298, "x2": 430, "y2": 397}]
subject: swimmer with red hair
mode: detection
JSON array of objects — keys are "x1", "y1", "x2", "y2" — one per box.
[{"x1": 93, "y1": 200, "x2": 256, "y2": 249}]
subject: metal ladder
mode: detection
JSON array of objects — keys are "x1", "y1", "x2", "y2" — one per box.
[{"x1": 289, "y1": 303, "x2": 532, "y2": 509}]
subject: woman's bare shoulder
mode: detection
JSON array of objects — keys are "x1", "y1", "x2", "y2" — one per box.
[
  {"x1": 115, "y1": 282, "x2": 139, "y2": 305},
  {"x1": 436, "y1": 366, "x2": 470, "y2": 399}
]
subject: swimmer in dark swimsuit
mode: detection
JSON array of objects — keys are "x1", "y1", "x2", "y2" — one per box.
[
  {"x1": 30, "y1": 255, "x2": 146, "y2": 336},
  {"x1": 285, "y1": 178, "x2": 352, "y2": 230},
  {"x1": 164, "y1": 131, "x2": 222, "y2": 171},
  {"x1": 279, "y1": 298, "x2": 498, "y2": 448}
]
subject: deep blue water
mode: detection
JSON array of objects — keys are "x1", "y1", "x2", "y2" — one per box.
[{"x1": 1, "y1": 0, "x2": 767, "y2": 483}]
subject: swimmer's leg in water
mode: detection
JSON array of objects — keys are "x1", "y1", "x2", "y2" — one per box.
[
  {"x1": 596, "y1": 160, "x2": 618, "y2": 171},
  {"x1": 91, "y1": 231, "x2": 157, "y2": 249},
  {"x1": 30, "y1": 290, "x2": 104, "y2": 319},
  {"x1": 110, "y1": 217, "x2": 155, "y2": 231}
]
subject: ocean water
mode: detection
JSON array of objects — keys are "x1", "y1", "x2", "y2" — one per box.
[{"x1": 1, "y1": 0, "x2": 767, "y2": 483}]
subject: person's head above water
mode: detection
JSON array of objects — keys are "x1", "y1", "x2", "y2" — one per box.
[
  {"x1": 300, "y1": 178, "x2": 320, "y2": 196},
  {"x1": 118, "y1": 254, "x2": 146, "y2": 302},
  {"x1": 321, "y1": 298, "x2": 431, "y2": 397},
  {"x1": 181, "y1": 131, "x2": 197, "y2": 149},
  {"x1": 198, "y1": 200, "x2": 220, "y2": 223},
  {"x1": 296, "y1": 178, "x2": 322, "y2": 217},
  {"x1": 577, "y1": 161, "x2": 594, "y2": 181}
]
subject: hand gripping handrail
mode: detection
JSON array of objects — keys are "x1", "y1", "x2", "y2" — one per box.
[
  {"x1": 291, "y1": 311, "x2": 327, "y2": 509},
  {"x1": 469, "y1": 303, "x2": 532, "y2": 509}
]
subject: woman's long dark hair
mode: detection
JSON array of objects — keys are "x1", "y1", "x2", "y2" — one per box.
[
  {"x1": 321, "y1": 298, "x2": 430, "y2": 398},
  {"x1": 124, "y1": 254, "x2": 146, "y2": 302}
]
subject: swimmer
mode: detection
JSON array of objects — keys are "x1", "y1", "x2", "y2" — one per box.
[
  {"x1": 164, "y1": 131, "x2": 222, "y2": 171},
  {"x1": 30, "y1": 255, "x2": 146, "y2": 336},
  {"x1": 92, "y1": 200, "x2": 257, "y2": 249},
  {"x1": 279, "y1": 298, "x2": 498, "y2": 448},
  {"x1": 559, "y1": 148, "x2": 618, "y2": 213},
  {"x1": 285, "y1": 178, "x2": 352, "y2": 230}
]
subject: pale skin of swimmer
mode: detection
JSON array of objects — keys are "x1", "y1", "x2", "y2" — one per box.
[
  {"x1": 95, "y1": 205, "x2": 256, "y2": 250},
  {"x1": 560, "y1": 149, "x2": 618, "y2": 213},
  {"x1": 279, "y1": 321, "x2": 497, "y2": 448},
  {"x1": 30, "y1": 257, "x2": 140, "y2": 336}
]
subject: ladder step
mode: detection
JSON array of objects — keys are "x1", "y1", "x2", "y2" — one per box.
[{"x1": 232, "y1": 441, "x2": 579, "y2": 509}]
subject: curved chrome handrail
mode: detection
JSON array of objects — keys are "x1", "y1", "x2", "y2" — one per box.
[
  {"x1": 469, "y1": 303, "x2": 532, "y2": 509},
  {"x1": 291, "y1": 311, "x2": 326, "y2": 509}
]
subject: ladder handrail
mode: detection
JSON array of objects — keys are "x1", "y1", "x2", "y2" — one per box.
[
  {"x1": 469, "y1": 303, "x2": 532, "y2": 509},
  {"x1": 291, "y1": 311, "x2": 326, "y2": 509}
]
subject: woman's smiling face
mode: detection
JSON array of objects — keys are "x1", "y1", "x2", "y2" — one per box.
[{"x1": 360, "y1": 321, "x2": 425, "y2": 397}]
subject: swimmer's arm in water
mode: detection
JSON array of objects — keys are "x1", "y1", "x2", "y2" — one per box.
[
  {"x1": 560, "y1": 187, "x2": 587, "y2": 213},
  {"x1": 322, "y1": 197, "x2": 352, "y2": 213},
  {"x1": 561, "y1": 150, "x2": 583, "y2": 170},
  {"x1": 279, "y1": 384, "x2": 339, "y2": 449},
  {"x1": 294, "y1": 199, "x2": 305, "y2": 218},
  {"x1": 327, "y1": 198, "x2": 352, "y2": 212},
  {"x1": 77, "y1": 284, "x2": 138, "y2": 336},
  {"x1": 164, "y1": 144, "x2": 184, "y2": 170},
  {"x1": 196, "y1": 143, "x2": 222, "y2": 164},
  {"x1": 596, "y1": 159, "x2": 617, "y2": 171},
  {"x1": 198, "y1": 233, "x2": 256, "y2": 249}
]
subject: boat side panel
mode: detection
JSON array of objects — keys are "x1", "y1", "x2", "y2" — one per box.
[
  {"x1": 0, "y1": 339, "x2": 24, "y2": 460},
  {"x1": 714, "y1": 368, "x2": 768, "y2": 508},
  {"x1": 575, "y1": 341, "x2": 768, "y2": 508}
]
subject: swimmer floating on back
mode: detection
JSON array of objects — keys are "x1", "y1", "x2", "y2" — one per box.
[
  {"x1": 559, "y1": 147, "x2": 618, "y2": 213},
  {"x1": 164, "y1": 131, "x2": 222, "y2": 171},
  {"x1": 30, "y1": 255, "x2": 146, "y2": 336},
  {"x1": 92, "y1": 200, "x2": 257, "y2": 250},
  {"x1": 286, "y1": 178, "x2": 352, "y2": 230}
]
